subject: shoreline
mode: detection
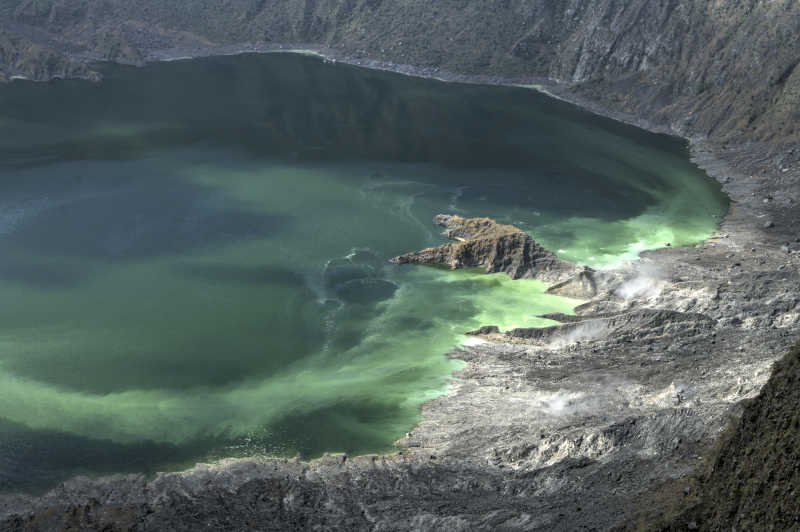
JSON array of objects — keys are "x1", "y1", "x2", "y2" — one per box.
[
  {"x1": 2, "y1": 45, "x2": 799, "y2": 530},
  {"x1": 127, "y1": 43, "x2": 681, "y2": 138}
]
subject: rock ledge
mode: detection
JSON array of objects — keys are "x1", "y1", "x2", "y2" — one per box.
[{"x1": 390, "y1": 214, "x2": 578, "y2": 283}]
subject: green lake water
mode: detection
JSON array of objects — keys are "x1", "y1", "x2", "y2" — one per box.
[{"x1": 0, "y1": 53, "x2": 728, "y2": 492}]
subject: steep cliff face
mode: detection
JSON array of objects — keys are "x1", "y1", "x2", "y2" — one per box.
[
  {"x1": 0, "y1": 28, "x2": 94, "y2": 82},
  {"x1": 2, "y1": 1, "x2": 800, "y2": 144},
  {"x1": 678, "y1": 342, "x2": 800, "y2": 530},
  {"x1": 390, "y1": 215, "x2": 578, "y2": 283}
]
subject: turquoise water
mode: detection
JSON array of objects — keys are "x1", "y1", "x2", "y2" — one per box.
[{"x1": 0, "y1": 53, "x2": 727, "y2": 492}]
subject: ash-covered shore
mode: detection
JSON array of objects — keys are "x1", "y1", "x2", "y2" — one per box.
[
  {"x1": 2, "y1": 2, "x2": 800, "y2": 527},
  {"x1": 1, "y1": 133, "x2": 798, "y2": 530}
]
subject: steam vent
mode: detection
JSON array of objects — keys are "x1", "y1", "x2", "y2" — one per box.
[{"x1": 1, "y1": 2, "x2": 799, "y2": 530}]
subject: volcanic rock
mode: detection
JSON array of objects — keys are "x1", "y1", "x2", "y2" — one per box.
[
  {"x1": 390, "y1": 215, "x2": 577, "y2": 282},
  {"x1": 684, "y1": 342, "x2": 800, "y2": 530},
  {"x1": 546, "y1": 267, "x2": 599, "y2": 299},
  {"x1": 465, "y1": 325, "x2": 500, "y2": 336}
]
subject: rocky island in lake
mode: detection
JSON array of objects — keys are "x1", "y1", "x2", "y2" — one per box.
[
  {"x1": 1, "y1": 2, "x2": 799, "y2": 530},
  {"x1": 391, "y1": 214, "x2": 579, "y2": 282}
]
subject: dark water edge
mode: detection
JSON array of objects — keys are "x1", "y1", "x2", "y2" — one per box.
[{"x1": 0, "y1": 53, "x2": 728, "y2": 493}]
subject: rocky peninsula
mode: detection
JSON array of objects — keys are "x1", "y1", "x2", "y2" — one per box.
[{"x1": 1, "y1": 2, "x2": 800, "y2": 530}]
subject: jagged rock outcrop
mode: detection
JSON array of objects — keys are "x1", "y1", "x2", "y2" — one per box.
[
  {"x1": 465, "y1": 325, "x2": 500, "y2": 336},
  {"x1": 390, "y1": 214, "x2": 578, "y2": 283},
  {"x1": 464, "y1": 308, "x2": 717, "y2": 346},
  {"x1": 668, "y1": 342, "x2": 800, "y2": 530},
  {"x1": 546, "y1": 268, "x2": 599, "y2": 299},
  {"x1": 506, "y1": 309, "x2": 716, "y2": 345}
]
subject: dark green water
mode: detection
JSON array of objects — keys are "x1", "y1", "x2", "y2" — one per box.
[{"x1": 0, "y1": 53, "x2": 727, "y2": 492}]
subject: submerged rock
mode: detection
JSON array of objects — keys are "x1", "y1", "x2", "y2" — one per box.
[
  {"x1": 335, "y1": 278, "x2": 398, "y2": 304},
  {"x1": 390, "y1": 215, "x2": 578, "y2": 282}
]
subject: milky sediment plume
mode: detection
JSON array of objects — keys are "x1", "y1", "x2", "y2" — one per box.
[{"x1": 0, "y1": 53, "x2": 727, "y2": 491}]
